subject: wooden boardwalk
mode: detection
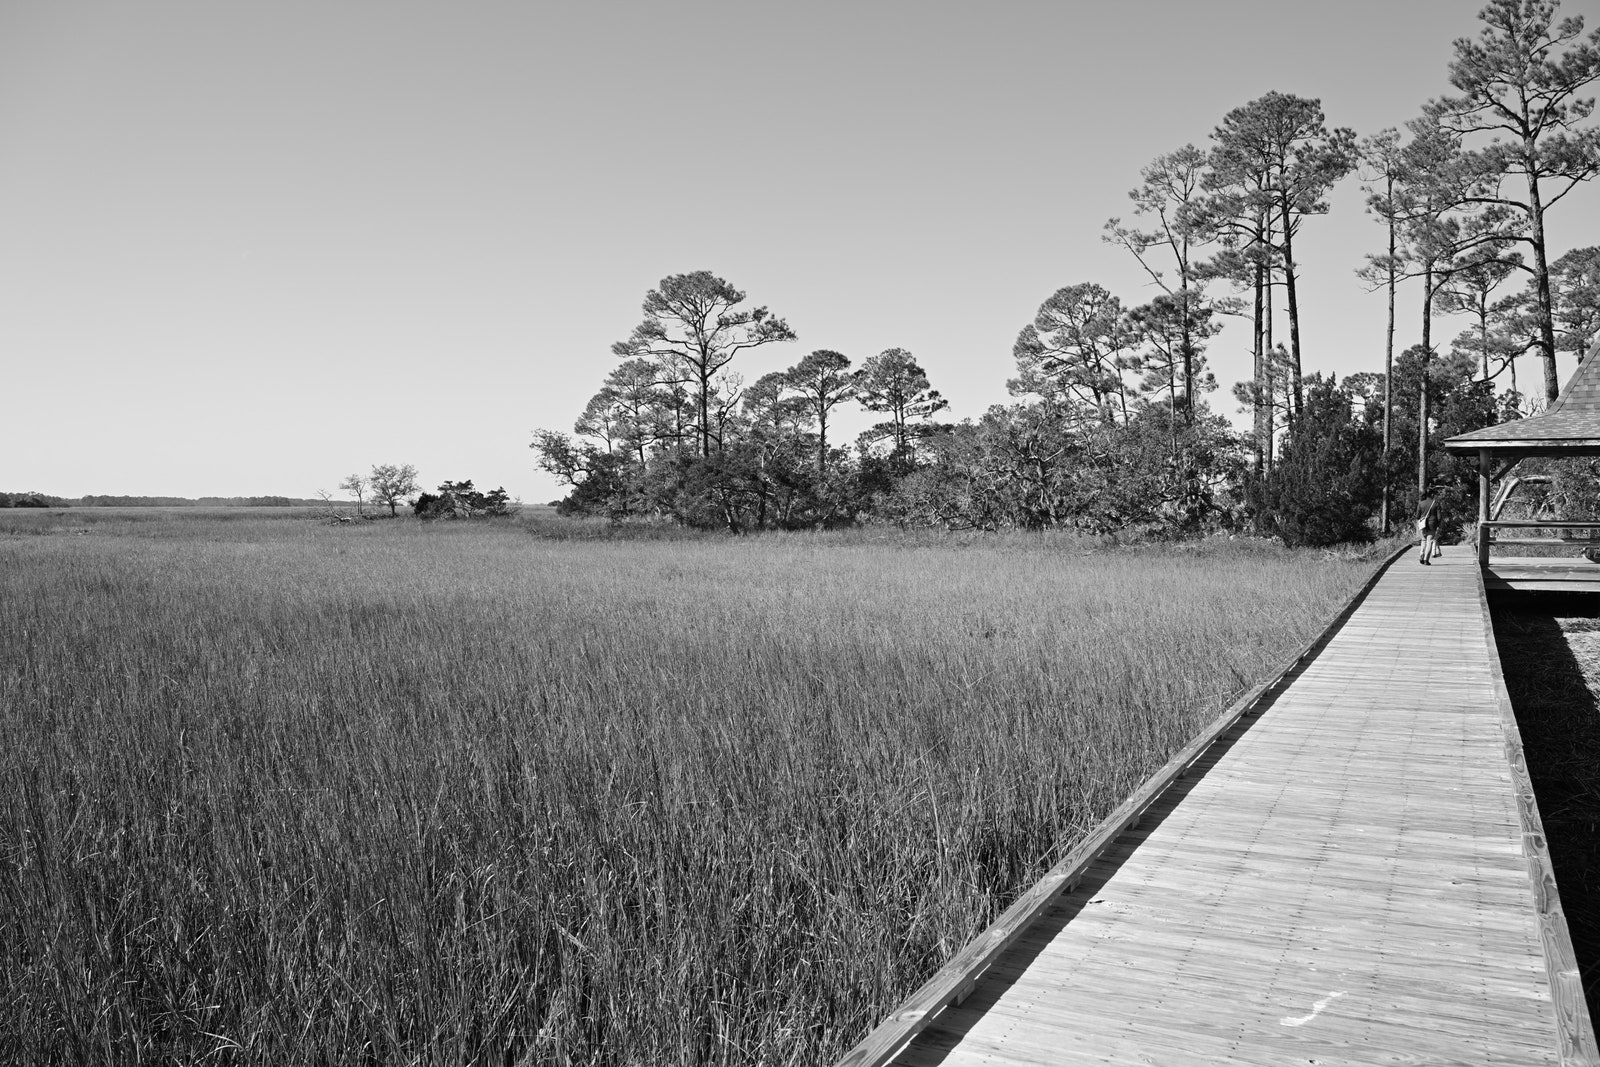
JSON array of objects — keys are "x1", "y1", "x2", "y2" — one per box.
[
  {"x1": 847, "y1": 546, "x2": 1597, "y2": 1066},
  {"x1": 1487, "y1": 556, "x2": 1600, "y2": 595}
]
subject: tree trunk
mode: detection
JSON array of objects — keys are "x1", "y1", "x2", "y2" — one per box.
[
  {"x1": 1251, "y1": 220, "x2": 1266, "y2": 471},
  {"x1": 1478, "y1": 301, "x2": 1489, "y2": 380},
  {"x1": 1264, "y1": 262, "x2": 1276, "y2": 472},
  {"x1": 698, "y1": 367, "x2": 712, "y2": 457},
  {"x1": 817, "y1": 408, "x2": 828, "y2": 482},
  {"x1": 1381, "y1": 210, "x2": 1395, "y2": 536},
  {"x1": 1279, "y1": 196, "x2": 1304, "y2": 420},
  {"x1": 1418, "y1": 264, "x2": 1434, "y2": 501},
  {"x1": 1523, "y1": 146, "x2": 1559, "y2": 403},
  {"x1": 1180, "y1": 286, "x2": 1194, "y2": 427}
]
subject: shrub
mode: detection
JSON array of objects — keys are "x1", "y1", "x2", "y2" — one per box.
[{"x1": 1248, "y1": 375, "x2": 1382, "y2": 547}]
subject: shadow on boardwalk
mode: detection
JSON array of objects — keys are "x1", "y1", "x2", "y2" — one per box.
[{"x1": 1494, "y1": 595, "x2": 1600, "y2": 1023}]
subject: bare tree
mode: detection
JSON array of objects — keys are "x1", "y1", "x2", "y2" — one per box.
[{"x1": 338, "y1": 473, "x2": 367, "y2": 515}]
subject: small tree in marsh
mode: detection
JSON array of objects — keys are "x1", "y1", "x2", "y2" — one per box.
[
  {"x1": 337, "y1": 473, "x2": 367, "y2": 514},
  {"x1": 368, "y1": 464, "x2": 420, "y2": 517}
]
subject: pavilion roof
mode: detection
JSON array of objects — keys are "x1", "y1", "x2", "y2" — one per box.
[{"x1": 1443, "y1": 337, "x2": 1600, "y2": 452}]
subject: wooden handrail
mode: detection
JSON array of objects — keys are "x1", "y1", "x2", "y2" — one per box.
[
  {"x1": 1471, "y1": 561, "x2": 1600, "y2": 1065},
  {"x1": 832, "y1": 543, "x2": 1413, "y2": 1067},
  {"x1": 1482, "y1": 520, "x2": 1600, "y2": 529},
  {"x1": 1478, "y1": 520, "x2": 1600, "y2": 567}
]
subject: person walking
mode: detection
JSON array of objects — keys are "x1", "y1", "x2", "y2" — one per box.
[{"x1": 1416, "y1": 494, "x2": 1441, "y2": 565}]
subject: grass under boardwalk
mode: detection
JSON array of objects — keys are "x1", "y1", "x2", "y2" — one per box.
[{"x1": 0, "y1": 513, "x2": 1382, "y2": 1065}]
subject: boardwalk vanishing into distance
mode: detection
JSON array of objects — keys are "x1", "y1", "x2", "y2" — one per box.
[{"x1": 840, "y1": 546, "x2": 1599, "y2": 1066}]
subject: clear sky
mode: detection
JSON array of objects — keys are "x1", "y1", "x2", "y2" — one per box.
[{"x1": 3, "y1": 1, "x2": 1597, "y2": 502}]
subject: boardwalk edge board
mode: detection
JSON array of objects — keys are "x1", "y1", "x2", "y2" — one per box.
[
  {"x1": 833, "y1": 542, "x2": 1415, "y2": 1067},
  {"x1": 1473, "y1": 564, "x2": 1600, "y2": 1067}
]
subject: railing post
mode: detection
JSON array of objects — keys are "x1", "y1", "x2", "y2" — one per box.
[{"x1": 1478, "y1": 450, "x2": 1492, "y2": 570}]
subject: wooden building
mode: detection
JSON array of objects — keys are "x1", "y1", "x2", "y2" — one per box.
[{"x1": 1444, "y1": 337, "x2": 1600, "y2": 593}]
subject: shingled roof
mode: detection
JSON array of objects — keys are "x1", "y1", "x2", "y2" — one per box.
[{"x1": 1444, "y1": 336, "x2": 1600, "y2": 453}]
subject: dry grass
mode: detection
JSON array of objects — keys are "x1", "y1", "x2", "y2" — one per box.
[{"x1": 0, "y1": 513, "x2": 1381, "y2": 1065}]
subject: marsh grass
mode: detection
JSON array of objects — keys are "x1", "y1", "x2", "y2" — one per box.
[{"x1": 0, "y1": 514, "x2": 1379, "y2": 1064}]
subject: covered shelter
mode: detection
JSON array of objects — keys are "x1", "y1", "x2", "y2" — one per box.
[{"x1": 1443, "y1": 337, "x2": 1600, "y2": 592}]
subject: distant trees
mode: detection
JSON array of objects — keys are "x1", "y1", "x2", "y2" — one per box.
[
  {"x1": 783, "y1": 349, "x2": 855, "y2": 480},
  {"x1": 533, "y1": 9, "x2": 1592, "y2": 545},
  {"x1": 1105, "y1": 144, "x2": 1235, "y2": 429},
  {"x1": 330, "y1": 464, "x2": 421, "y2": 517},
  {"x1": 0, "y1": 491, "x2": 63, "y2": 508},
  {"x1": 611, "y1": 271, "x2": 796, "y2": 457},
  {"x1": 534, "y1": 324, "x2": 962, "y2": 529},
  {"x1": 1210, "y1": 92, "x2": 1357, "y2": 423},
  {"x1": 854, "y1": 348, "x2": 949, "y2": 458},
  {"x1": 1011, "y1": 283, "x2": 1136, "y2": 422}
]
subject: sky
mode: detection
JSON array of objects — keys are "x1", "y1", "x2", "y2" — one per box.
[{"x1": 3, "y1": 1, "x2": 1598, "y2": 503}]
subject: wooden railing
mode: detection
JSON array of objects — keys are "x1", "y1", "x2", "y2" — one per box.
[
  {"x1": 1476, "y1": 520, "x2": 1600, "y2": 567},
  {"x1": 832, "y1": 543, "x2": 1412, "y2": 1067},
  {"x1": 1472, "y1": 553, "x2": 1600, "y2": 1064}
]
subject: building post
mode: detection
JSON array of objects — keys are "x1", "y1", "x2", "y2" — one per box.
[{"x1": 1478, "y1": 449, "x2": 1492, "y2": 569}]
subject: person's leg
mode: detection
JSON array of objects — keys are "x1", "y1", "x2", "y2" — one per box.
[{"x1": 1420, "y1": 533, "x2": 1430, "y2": 563}]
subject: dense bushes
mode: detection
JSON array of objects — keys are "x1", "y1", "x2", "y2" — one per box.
[
  {"x1": 1247, "y1": 376, "x2": 1383, "y2": 547},
  {"x1": 413, "y1": 480, "x2": 515, "y2": 518}
]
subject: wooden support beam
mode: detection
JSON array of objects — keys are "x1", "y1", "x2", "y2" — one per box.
[{"x1": 1480, "y1": 450, "x2": 1492, "y2": 569}]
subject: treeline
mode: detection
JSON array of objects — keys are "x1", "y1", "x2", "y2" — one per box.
[
  {"x1": 0, "y1": 492, "x2": 74, "y2": 508},
  {"x1": 535, "y1": 1, "x2": 1599, "y2": 543},
  {"x1": 2, "y1": 494, "x2": 324, "y2": 508}
]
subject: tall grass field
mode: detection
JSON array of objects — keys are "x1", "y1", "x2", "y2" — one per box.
[{"x1": 1, "y1": 512, "x2": 1383, "y2": 1064}]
